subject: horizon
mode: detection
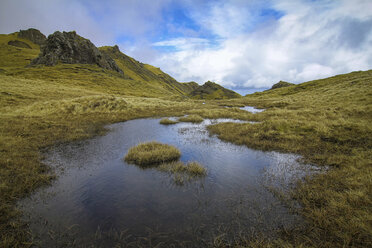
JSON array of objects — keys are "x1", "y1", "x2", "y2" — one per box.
[{"x1": 1, "y1": 0, "x2": 371, "y2": 92}]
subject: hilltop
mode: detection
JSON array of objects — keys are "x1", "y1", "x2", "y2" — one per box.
[
  {"x1": 269, "y1": 80, "x2": 294, "y2": 90},
  {"x1": 0, "y1": 28, "x2": 238, "y2": 98},
  {"x1": 31, "y1": 31, "x2": 123, "y2": 73},
  {"x1": 188, "y1": 81, "x2": 241, "y2": 99}
]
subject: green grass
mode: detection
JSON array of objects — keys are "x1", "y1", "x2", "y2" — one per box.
[
  {"x1": 159, "y1": 118, "x2": 178, "y2": 125},
  {"x1": 178, "y1": 114, "x2": 204, "y2": 123},
  {"x1": 124, "y1": 141, "x2": 181, "y2": 166}
]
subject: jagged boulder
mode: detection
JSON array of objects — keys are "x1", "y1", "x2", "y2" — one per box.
[
  {"x1": 270, "y1": 80, "x2": 294, "y2": 90},
  {"x1": 31, "y1": 31, "x2": 123, "y2": 74},
  {"x1": 18, "y1": 28, "x2": 46, "y2": 46}
]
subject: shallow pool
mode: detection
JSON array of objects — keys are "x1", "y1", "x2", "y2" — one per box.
[{"x1": 20, "y1": 118, "x2": 317, "y2": 247}]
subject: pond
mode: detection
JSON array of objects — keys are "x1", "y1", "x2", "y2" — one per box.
[
  {"x1": 240, "y1": 106, "x2": 265, "y2": 113},
  {"x1": 19, "y1": 118, "x2": 318, "y2": 247}
]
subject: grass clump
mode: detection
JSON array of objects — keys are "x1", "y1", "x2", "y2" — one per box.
[
  {"x1": 159, "y1": 118, "x2": 178, "y2": 125},
  {"x1": 124, "y1": 141, "x2": 181, "y2": 166},
  {"x1": 178, "y1": 114, "x2": 204, "y2": 123},
  {"x1": 158, "y1": 161, "x2": 206, "y2": 176}
]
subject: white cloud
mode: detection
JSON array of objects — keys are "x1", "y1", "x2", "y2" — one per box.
[
  {"x1": 150, "y1": 0, "x2": 372, "y2": 89},
  {"x1": 1, "y1": 0, "x2": 371, "y2": 90}
]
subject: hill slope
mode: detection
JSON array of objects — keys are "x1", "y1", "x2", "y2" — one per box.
[
  {"x1": 269, "y1": 80, "x2": 294, "y2": 90},
  {"x1": 100, "y1": 45, "x2": 198, "y2": 95},
  {"x1": 0, "y1": 29, "x2": 199, "y2": 98},
  {"x1": 208, "y1": 69, "x2": 372, "y2": 247},
  {"x1": 189, "y1": 81, "x2": 241, "y2": 99}
]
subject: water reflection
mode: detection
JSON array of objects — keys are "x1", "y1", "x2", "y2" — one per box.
[
  {"x1": 19, "y1": 118, "x2": 317, "y2": 247},
  {"x1": 240, "y1": 106, "x2": 265, "y2": 113}
]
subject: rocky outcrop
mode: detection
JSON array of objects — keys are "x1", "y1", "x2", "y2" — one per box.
[
  {"x1": 8, "y1": 40, "x2": 32, "y2": 49},
  {"x1": 31, "y1": 31, "x2": 123, "y2": 74},
  {"x1": 270, "y1": 80, "x2": 294, "y2": 90},
  {"x1": 18, "y1": 28, "x2": 46, "y2": 46}
]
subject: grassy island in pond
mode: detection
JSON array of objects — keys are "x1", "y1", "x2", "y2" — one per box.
[
  {"x1": 124, "y1": 141, "x2": 181, "y2": 166},
  {"x1": 159, "y1": 118, "x2": 178, "y2": 125},
  {"x1": 159, "y1": 161, "x2": 206, "y2": 176},
  {"x1": 178, "y1": 114, "x2": 204, "y2": 123}
]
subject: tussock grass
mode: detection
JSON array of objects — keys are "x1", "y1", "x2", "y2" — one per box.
[
  {"x1": 178, "y1": 114, "x2": 204, "y2": 123},
  {"x1": 1, "y1": 30, "x2": 371, "y2": 247},
  {"x1": 209, "y1": 70, "x2": 372, "y2": 247},
  {"x1": 158, "y1": 161, "x2": 206, "y2": 176},
  {"x1": 159, "y1": 118, "x2": 178, "y2": 125},
  {"x1": 124, "y1": 142, "x2": 181, "y2": 166}
]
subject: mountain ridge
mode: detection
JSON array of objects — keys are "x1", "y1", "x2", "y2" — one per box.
[{"x1": 1, "y1": 28, "x2": 239, "y2": 99}]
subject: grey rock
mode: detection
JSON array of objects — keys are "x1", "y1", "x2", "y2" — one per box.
[{"x1": 31, "y1": 31, "x2": 123, "y2": 74}]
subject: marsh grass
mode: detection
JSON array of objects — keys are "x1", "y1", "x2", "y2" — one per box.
[
  {"x1": 158, "y1": 161, "x2": 206, "y2": 186},
  {"x1": 209, "y1": 70, "x2": 372, "y2": 247},
  {"x1": 124, "y1": 142, "x2": 181, "y2": 166},
  {"x1": 158, "y1": 161, "x2": 206, "y2": 176},
  {"x1": 159, "y1": 118, "x2": 178, "y2": 125},
  {"x1": 178, "y1": 114, "x2": 204, "y2": 123},
  {"x1": 1, "y1": 30, "x2": 371, "y2": 247}
]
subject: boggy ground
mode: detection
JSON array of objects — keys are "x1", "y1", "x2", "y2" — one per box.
[
  {"x1": 0, "y1": 39, "x2": 371, "y2": 247},
  {"x1": 210, "y1": 70, "x2": 372, "y2": 247},
  {"x1": 0, "y1": 72, "x2": 256, "y2": 247}
]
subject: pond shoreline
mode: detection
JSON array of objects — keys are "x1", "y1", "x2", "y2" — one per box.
[{"x1": 19, "y1": 117, "x2": 321, "y2": 247}]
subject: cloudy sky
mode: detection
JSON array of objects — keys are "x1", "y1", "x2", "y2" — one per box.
[{"x1": 1, "y1": 0, "x2": 371, "y2": 93}]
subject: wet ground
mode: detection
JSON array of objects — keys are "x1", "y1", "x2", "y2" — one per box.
[{"x1": 20, "y1": 118, "x2": 319, "y2": 247}]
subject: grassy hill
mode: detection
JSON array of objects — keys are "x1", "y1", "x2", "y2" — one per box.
[
  {"x1": 100, "y1": 45, "x2": 198, "y2": 95},
  {"x1": 269, "y1": 80, "x2": 294, "y2": 90},
  {"x1": 209, "y1": 70, "x2": 372, "y2": 247},
  {"x1": 189, "y1": 81, "x2": 241, "y2": 99},
  {"x1": 0, "y1": 31, "x2": 197, "y2": 98}
]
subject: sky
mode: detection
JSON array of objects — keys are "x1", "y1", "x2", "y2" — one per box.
[{"x1": 1, "y1": 0, "x2": 371, "y2": 94}]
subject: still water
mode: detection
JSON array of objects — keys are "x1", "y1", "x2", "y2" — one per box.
[
  {"x1": 240, "y1": 106, "x2": 265, "y2": 113},
  {"x1": 20, "y1": 118, "x2": 316, "y2": 247}
]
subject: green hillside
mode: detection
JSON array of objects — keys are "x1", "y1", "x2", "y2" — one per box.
[
  {"x1": 100, "y1": 45, "x2": 198, "y2": 95},
  {"x1": 269, "y1": 80, "x2": 294, "y2": 90},
  {"x1": 209, "y1": 70, "x2": 372, "y2": 247},
  {"x1": 189, "y1": 81, "x2": 241, "y2": 99},
  {"x1": 0, "y1": 31, "x2": 198, "y2": 98}
]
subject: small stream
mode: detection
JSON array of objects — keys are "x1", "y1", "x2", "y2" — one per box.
[{"x1": 20, "y1": 118, "x2": 318, "y2": 247}]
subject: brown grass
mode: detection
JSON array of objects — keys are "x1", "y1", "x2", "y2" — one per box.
[{"x1": 124, "y1": 141, "x2": 181, "y2": 166}]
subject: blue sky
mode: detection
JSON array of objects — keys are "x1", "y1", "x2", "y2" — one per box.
[{"x1": 1, "y1": 0, "x2": 372, "y2": 93}]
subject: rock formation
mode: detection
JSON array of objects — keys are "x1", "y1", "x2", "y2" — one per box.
[{"x1": 31, "y1": 31, "x2": 123, "y2": 74}]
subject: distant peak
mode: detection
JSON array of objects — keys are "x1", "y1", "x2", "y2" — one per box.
[{"x1": 270, "y1": 80, "x2": 294, "y2": 90}]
